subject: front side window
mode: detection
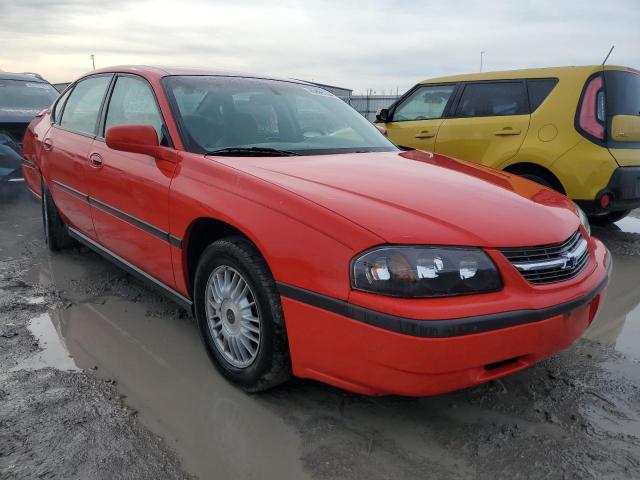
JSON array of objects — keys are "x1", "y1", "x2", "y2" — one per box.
[
  {"x1": 456, "y1": 82, "x2": 528, "y2": 117},
  {"x1": 104, "y1": 76, "x2": 164, "y2": 141},
  {"x1": 163, "y1": 76, "x2": 398, "y2": 155},
  {"x1": 392, "y1": 85, "x2": 455, "y2": 121},
  {"x1": 60, "y1": 76, "x2": 111, "y2": 135}
]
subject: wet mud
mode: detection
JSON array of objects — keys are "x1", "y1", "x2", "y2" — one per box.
[{"x1": 1, "y1": 185, "x2": 640, "y2": 479}]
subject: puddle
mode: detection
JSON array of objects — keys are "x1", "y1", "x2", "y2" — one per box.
[
  {"x1": 584, "y1": 253, "x2": 640, "y2": 361},
  {"x1": 615, "y1": 216, "x2": 640, "y2": 235},
  {"x1": 43, "y1": 299, "x2": 310, "y2": 480},
  {"x1": 13, "y1": 312, "x2": 79, "y2": 372}
]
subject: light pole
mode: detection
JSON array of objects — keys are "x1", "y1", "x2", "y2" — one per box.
[
  {"x1": 90, "y1": 54, "x2": 95, "y2": 70},
  {"x1": 480, "y1": 51, "x2": 485, "y2": 72}
]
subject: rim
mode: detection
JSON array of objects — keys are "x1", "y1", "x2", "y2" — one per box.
[{"x1": 205, "y1": 265, "x2": 261, "y2": 368}]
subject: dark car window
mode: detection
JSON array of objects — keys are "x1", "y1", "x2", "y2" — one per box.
[
  {"x1": 393, "y1": 85, "x2": 455, "y2": 121},
  {"x1": 604, "y1": 70, "x2": 640, "y2": 117},
  {"x1": 104, "y1": 76, "x2": 164, "y2": 142},
  {"x1": 0, "y1": 79, "x2": 59, "y2": 110},
  {"x1": 456, "y1": 82, "x2": 528, "y2": 117},
  {"x1": 527, "y1": 78, "x2": 558, "y2": 112},
  {"x1": 164, "y1": 75, "x2": 398, "y2": 155},
  {"x1": 53, "y1": 89, "x2": 71, "y2": 123},
  {"x1": 60, "y1": 76, "x2": 111, "y2": 135}
]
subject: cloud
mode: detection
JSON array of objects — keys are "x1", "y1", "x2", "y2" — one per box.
[{"x1": 0, "y1": 0, "x2": 638, "y2": 93}]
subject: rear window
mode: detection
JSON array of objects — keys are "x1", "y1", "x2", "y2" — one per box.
[
  {"x1": 456, "y1": 82, "x2": 528, "y2": 117},
  {"x1": 0, "y1": 79, "x2": 59, "y2": 110},
  {"x1": 59, "y1": 76, "x2": 111, "y2": 135},
  {"x1": 527, "y1": 78, "x2": 558, "y2": 112},
  {"x1": 605, "y1": 70, "x2": 640, "y2": 116}
]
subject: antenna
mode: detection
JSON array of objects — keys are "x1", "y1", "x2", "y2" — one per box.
[{"x1": 602, "y1": 45, "x2": 614, "y2": 66}]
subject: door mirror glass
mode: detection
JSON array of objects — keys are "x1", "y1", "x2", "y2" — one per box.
[
  {"x1": 611, "y1": 115, "x2": 640, "y2": 142},
  {"x1": 375, "y1": 108, "x2": 389, "y2": 122}
]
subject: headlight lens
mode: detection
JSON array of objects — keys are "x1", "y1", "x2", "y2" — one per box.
[
  {"x1": 576, "y1": 205, "x2": 591, "y2": 236},
  {"x1": 352, "y1": 247, "x2": 502, "y2": 298}
]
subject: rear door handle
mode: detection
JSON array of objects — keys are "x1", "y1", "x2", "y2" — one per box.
[
  {"x1": 89, "y1": 153, "x2": 104, "y2": 169},
  {"x1": 414, "y1": 130, "x2": 435, "y2": 139},
  {"x1": 494, "y1": 128, "x2": 521, "y2": 136},
  {"x1": 43, "y1": 138, "x2": 53, "y2": 151}
]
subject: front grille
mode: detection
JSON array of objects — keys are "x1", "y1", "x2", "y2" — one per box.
[{"x1": 500, "y1": 230, "x2": 590, "y2": 285}]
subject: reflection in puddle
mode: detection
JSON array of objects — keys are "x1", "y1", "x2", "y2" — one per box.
[
  {"x1": 615, "y1": 216, "x2": 640, "y2": 235},
  {"x1": 584, "y1": 253, "x2": 640, "y2": 361},
  {"x1": 13, "y1": 312, "x2": 79, "y2": 372},
  {"x1": 45, "y1": 299, "x2": 310, "y2": 480}
]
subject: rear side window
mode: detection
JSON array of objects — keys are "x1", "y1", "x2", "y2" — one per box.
[
  {"x1": 393, "y1": 85, "x2": 455, "y2": 121},
  {"x1": 60, "y1": 76, "x2": 111, "y2": 135},
  {"x1": 527, "y1": 78, "x2": 558, "y2": 112},
  {"x1": 456, "y1": 82, "x2": 528, "y2": 117},
  {"x1": 104, "y1": 76, "x2": 164, "y2": 142},
  {"x1": 52, "y1": 89, "x2": 71, "y2": 123}
]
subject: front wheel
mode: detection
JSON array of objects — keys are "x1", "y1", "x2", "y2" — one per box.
[
  {"x1": 193, "y1": 237, "x2": 291, "y2": 392},
  {"x1": 588, "y1": 210, "x2": 631, "y2": 225}
]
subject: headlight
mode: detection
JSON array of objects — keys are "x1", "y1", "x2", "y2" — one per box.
[
  {"x1": 576, "y1": 205, "x2": 591, "y2": 236},
  {"x1": 351, "y1": 246, "x2": 502, "y2": 298}
]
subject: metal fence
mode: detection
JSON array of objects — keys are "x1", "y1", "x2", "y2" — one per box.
[{"x1": 348, "y1": 95, "x2": 400, "y2": 122}]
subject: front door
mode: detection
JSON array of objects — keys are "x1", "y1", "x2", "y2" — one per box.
[
  {"x1": 85, "y1": 74, "x2": 178, "y2": 288},
  {"x1": 383, "y1": 84, "x2": 456, "y2": 151},
  {"x1": 435, "y1": 81, "x2": 530, "y2": 168},
  {"x1": 45, "y1": 75, "x2": 113, "y2": 239}
]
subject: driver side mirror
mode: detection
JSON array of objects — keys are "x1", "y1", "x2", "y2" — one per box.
[
  {"x1": 105, "y1": 124, "x2": 178, "y2": 163},
  {"x1": 375, "y1": 108, "x2": 390, "y2": 123}
]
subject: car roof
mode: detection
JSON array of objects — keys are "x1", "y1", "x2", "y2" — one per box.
[
  {"x1": 83, "y1": 65, "x2": 312, "y2": 86},
  {"x1": 0, "y1": 72, "x2": 49, "y2": 83},
  {"x1": 420, "y1": 65, "x2": 632, "y2": 84}
]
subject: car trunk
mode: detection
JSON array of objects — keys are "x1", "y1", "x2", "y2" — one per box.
[{"x1": 606, "y1": 69, "x2": 640, "y2": 167}]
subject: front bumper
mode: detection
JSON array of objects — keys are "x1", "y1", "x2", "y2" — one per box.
[
  {"x1": 578, "y1": 166, "x2": 640, "y2": 213},
  {"x1": 279, "y1": 238, "x2": 610, "y2": 396}
]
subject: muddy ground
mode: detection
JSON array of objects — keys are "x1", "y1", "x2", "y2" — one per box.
[{"x1": 1, "y1": 185, "x2": 639, "y2": 480}]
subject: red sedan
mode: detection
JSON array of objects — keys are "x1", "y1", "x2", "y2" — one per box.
[{"x1": 22, "y1": 66, "x2": 610, "y2": 396}]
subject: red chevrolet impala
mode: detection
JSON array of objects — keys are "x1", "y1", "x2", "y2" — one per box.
[{"x1": 22, "y1": 66, "x2": 610, "y2": 396}]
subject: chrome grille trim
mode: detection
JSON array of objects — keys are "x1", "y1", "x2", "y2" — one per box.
[{"x1": 500, "y1": 230, "x2": 590, "y2": 284}]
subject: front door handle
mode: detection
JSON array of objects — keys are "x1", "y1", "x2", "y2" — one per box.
[
  {"x1": 43, "y1": 138, "x2": 53, "y2": 151},
  {"x1": 89, "y1": 153, "x2": 104, "y2": 169},
  {"x1": 494, "y1": 127, "x2": 521, "y2": 136},
  {"x1": 415, "y1": 130, "x2": 435, "y2": 139}
]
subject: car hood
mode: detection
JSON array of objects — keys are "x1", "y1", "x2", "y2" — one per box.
[
  {"x1": 220, "y1": 150, "x2": 580, "y2": 248},
  {"x1": 0, "y1": 107, "x2": 41, "y2": 124}
]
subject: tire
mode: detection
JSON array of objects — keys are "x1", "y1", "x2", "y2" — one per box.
[
  {"x1": 193, "y1": 236, "x2": 291, "y2": 392},
  {"x1": 588, "y1": 209, "x2": 630, "y2": 225},
  {"x1": 42, "y1": 181, "x2": 75, "y2": 251}
]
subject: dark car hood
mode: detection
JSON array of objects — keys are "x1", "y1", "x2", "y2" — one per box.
[
  {"x1": 0, "y1": 107, "x2": 41, "y2": 124},
  {"x1": 217, "y1": 149, "x2": 580, "y2": 248}
]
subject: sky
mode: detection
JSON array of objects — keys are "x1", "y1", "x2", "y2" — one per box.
[{"x1": 1, "y1": 0, "x2": 638, "y2": 94}]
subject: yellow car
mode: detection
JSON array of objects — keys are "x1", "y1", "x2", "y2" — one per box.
[{"x1": 376, "y1": 66, "x2": 640, "y2": 223}]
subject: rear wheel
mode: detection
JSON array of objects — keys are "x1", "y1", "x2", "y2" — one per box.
[
  {"x1": 588, "y1": 210, "x2": 630, "y2": 225},
  {"x1": 41, "y1": 182, "x2": 75, "y2": 251},
  {"x1": 193, "y1": 236, "x2": 291, "y2": 392}
]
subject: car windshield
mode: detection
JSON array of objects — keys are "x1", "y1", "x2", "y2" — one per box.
[
  {"x1": 163, "y1": 75, "x2": 398, "y2": 155},
  {"x1": 0, "y1": 79, "x2": 59, "y2": 110}
]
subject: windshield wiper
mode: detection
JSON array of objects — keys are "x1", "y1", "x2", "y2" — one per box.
[{"x1": 204, "y1": 147, "x2": 300, "y2": 157}]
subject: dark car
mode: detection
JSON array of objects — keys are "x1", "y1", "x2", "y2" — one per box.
[{"x1": 0, "y1": 72, "x2": 59, "y2": 183}]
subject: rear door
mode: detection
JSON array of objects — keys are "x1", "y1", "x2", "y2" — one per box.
[
  {"x1": 435, "y1": 81, "x2": 530, "y2": 168},
  {"x1": 44, "y1": 75, "x2": 113, "y2": 239},
  {"x1": 86, "y1": 74, "x2": 177, "y2": 288},
  {"x1": 383, "y1": 84, "x2": 456, "y2": 151}
]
